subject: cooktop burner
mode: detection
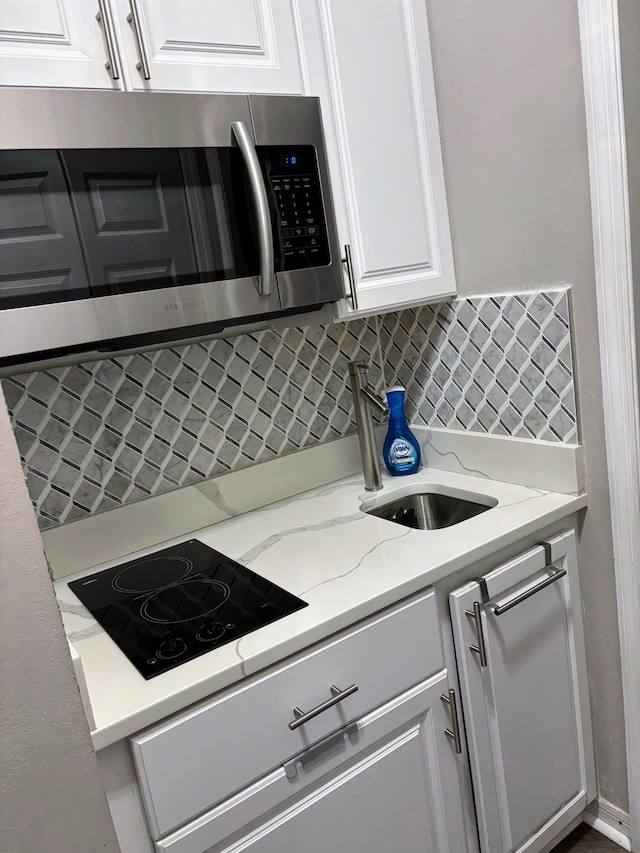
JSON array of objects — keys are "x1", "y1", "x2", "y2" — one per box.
[{"x1": 68, "y1": 539, "x2": 308, "y2": 679}]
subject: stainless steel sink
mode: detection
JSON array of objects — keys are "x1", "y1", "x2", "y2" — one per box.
[{"x1": 366, "y1": 491, "x2": 496, "y2": 530}]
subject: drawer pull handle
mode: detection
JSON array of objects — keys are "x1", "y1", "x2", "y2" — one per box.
[
  {"x1": 441, "y1": 688, "x2": 463, "y2": 754},
  {"x1": 492, "y1": 567, "x2": 566, "y2": 616},
  {"x1": 466, "y1": 601, "x2": 488, "y2": 667},
  {"x1": 288, "y1": 683, "x2": 359, "y2": 731},
  {"x1": 283, "y1": 721, "x2": 360, "y2": 779}
]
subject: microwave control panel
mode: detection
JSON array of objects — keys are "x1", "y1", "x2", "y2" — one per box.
[{"x1": 260, "y1": 146, "x2": 331, "y2": 272}]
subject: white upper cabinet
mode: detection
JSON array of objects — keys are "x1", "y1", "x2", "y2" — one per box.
[
  {"x1": 109, "y1": 0, "x2": 302, "y2": 94},
  {"x1": 0, "y1": 0, "x2": 121, "y2": 89},
  {"x1": 0, "y1": 0, "x2": 302, "y2": 95},
  {"x1": 295, "y1": 0, "x2": 456, "y2": 318}
]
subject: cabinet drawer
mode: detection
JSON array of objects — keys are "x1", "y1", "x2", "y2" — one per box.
[
  {"x1": 131, "y1": 589, "x2": 441, "y2": 839},
  {"x1": 155, "y1": 672, "x2": 461, "y2": 853}
]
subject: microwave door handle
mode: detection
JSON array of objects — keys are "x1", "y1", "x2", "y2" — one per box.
[{"x1": 231, "y1": 121, "x2": 275, "y2": 297}]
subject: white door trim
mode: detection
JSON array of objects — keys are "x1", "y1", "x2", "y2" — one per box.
[{"x1": 578, "y1": 0, "x2": 640, "y2": 846}]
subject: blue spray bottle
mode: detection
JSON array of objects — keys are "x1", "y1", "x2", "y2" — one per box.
[{"x1": 382, "y1": 386, "x2": 421, "y2": 476}]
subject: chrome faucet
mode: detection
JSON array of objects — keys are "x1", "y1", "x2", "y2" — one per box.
[{"x1": 349, "y1": 360, "x2": 390, "y2": 491}]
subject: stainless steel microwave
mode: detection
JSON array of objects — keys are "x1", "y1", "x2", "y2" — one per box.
[{"x1": 0, "y1": 89, "x2": 344, "y2": 370}]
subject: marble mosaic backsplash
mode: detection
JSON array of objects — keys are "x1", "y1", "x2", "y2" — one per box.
[
  {"x1": 2, "y1": 288, "x2": 576, "y2": 530},
  {"x1": 382, "y1": 290, "x2": 576, "y2": 444}
]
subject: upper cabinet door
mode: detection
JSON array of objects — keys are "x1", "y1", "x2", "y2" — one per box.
[
  {"x1": 109, "y1": 0, "x2": 302, "y2": 94},
  {"x1": 448, "y1": 530, "x2": 596, "y2": 853},
  {"x1": 0, "y1": 0, "x2": 121, "y2": 89},
  {"x1": 296, "y1": 0, "x2": 456, "y2": 318}
]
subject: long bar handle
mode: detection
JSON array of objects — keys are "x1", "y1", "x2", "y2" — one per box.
[
  {"x1": 341, "y1": 244, "x2": 359, "y2": 309},
  {"x1": 96, "y1": 0, "x2": 120, "y2": 80},
  {"x1": 231, "y1": 120, "x2": 274, "y2": 297},
  {"x1": 288, "y1": 683, "x2": 358, "y2": 731},
  {"x1": 441, "y1": 689, "x2": 462, "y2": 754},
  {"x1": 466, "y1": 601, "x2": 488, "y2": 666},
  {"x1": 492, "y1": 567, "x2": 567, "y2": 616},
  {"x1": 127, "y1": 0, "x2": 151, "y2": 80}
]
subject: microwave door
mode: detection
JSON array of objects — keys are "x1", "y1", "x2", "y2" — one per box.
[
  {"x1": 61, "y1": 146, "x2": 281, "y2": 328},
  {"x1": 0, "y1": 143, "x2": 282, "y2": 362}
]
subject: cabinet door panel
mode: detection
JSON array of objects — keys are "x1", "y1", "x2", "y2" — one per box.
[
  {"x1": 223, "y1": 731, "x2": 441, "y2": 853},
  {"x1": 296, "y1": 0, "x2": 456, "y2": 316},
  {"x1": 111, "y1": 0, "x2": 302, "y2": 94},
  {"x1": 449, "y1": 530, "x2": 595, "y2": 853},
  {"x1": 0, "y1": 0, "x2": 120, "y2": 89}
]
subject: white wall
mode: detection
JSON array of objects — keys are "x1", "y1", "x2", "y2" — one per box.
[
  {"x1": 426, "y1": 0, "x2": 627, "y2": 811},
  {"x1": 0, "y1": 385, "x2": 120, "y2": 853}
]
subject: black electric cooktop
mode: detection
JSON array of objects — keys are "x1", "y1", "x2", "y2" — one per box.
[{"x1": 68, "y1": 539, "x2": 308, "y2": 679}]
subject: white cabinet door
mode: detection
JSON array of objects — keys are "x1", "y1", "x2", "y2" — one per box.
[
  {"x1": 449, "y1": 530, "x2": 595, "y2": 853},
  {"x1": 0, "y1": 0, "x2": 121, "y2": 89},
  {"x1": 157, "y1": 673, "x2": 477, "y2": 853},
  {"x1": 109, "y1": 0, "x2": 302, "y2": 94},
  {"x1": 296, "y1": 0, "x2": 456, "y2": 318}
]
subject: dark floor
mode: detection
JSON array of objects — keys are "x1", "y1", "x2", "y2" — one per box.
[{"x1": 551, "y1": 823, "x2": 624, "y2": 851}]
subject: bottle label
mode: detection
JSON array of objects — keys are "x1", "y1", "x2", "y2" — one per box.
[{"x1": 388, "y1": 438, "x2": 417, "y2": 471}]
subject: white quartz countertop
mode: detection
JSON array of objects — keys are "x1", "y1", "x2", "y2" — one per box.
[{"x1": 55, "y1": 466, "x2": 586, "y2": 750}]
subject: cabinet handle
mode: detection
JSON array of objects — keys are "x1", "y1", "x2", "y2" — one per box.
[
  {"x1": 288, "y1": 683, "x2": 359, "y2": 731},
  {"x1": 231, "y1": 120, "x2": 274, "y2": 297},
  {"x1": 283, "y1": 721, "x2": 359, "y2": 779},
  {"x1": 441, "y1": 689, "x2": 462, "y2": 754},
  {"x1": 341, "y1": 244, "x2": 359, "y2": 310},
  {"x1": 127, "y1": 0, "x2": 151, "y2": 80},
  {"x1": 96, "y1": 0, "x2": 120, "y2": 80},
  {"x1": 492, "y1": 567, "x2": 566, "y2": 616},
  {"x1": 465, "y1": 601, "x2": 488, "y2": 667}
]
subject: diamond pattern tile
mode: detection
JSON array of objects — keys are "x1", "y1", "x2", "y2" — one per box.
[
  {"x1": 2, "y1": 317, "x2": 382, "y2": 529},
  {"x1": 2, "y1": 289, "x2": 577, "y2": 532},
  {"x1": 380, "y1": 289, "x2": 577, "y2": 444}
]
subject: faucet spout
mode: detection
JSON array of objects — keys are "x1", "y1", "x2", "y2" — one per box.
[
  {"x1": 348, "y1": 361, "x2": 389, "y2": 491},
  {"x1": 360, "y1": 384, "x2": 389, "y2": 416}
]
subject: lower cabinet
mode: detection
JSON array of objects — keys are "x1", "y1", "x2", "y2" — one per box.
[
  {"x1": 449, "y1": 529, "x2": 595, "y2": 853},
  {"x1": 105, "y1": 524, "x2": 594, "y2": 853},
  {"x1": 157, "y1": 673, "x2": 475, "y2": 853}
]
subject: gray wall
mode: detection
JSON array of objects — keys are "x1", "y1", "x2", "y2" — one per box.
[
  {"x1": 0, "y1": 385, "x2": 120, "y2": 852},
  {"x1": 427, "y1": 0, "x2": 627, "y2": 811}
]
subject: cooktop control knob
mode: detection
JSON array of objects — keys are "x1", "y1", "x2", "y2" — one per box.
[
  {"x1": 197, "y1": 617, "x2": 225, "y2": 643},
  {"x1": 157, "y1": 631, "x2": 187, "y2": 659}
]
